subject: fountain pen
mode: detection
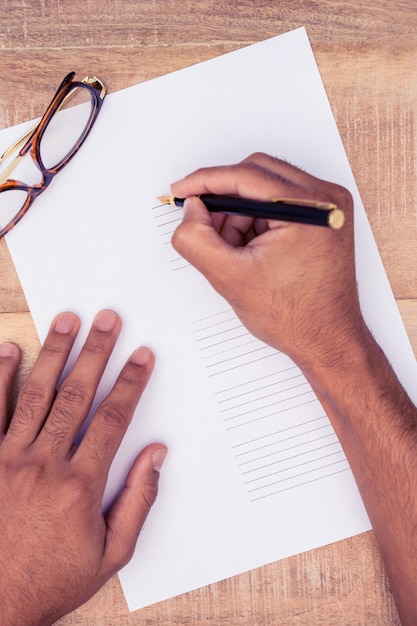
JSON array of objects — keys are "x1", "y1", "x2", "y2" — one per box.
[{"x1": 157, "y1": 194, "x2": 345, "y2": 229}]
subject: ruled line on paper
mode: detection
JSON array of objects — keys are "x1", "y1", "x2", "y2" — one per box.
[
  {"x1": 240, "y1": 434, "x2": 338, "y2": 470},
  {"x1": 191, "y1": 309, "x2": 349, "y2": 502},
  {"x1": 248, "y1": 466, "x2": 350, "y2": 502},
  {"x1": 152, "y1": 202, "x2": 189, "y2": 270},
  {"x1": 236, "y1": 419, "x2": 333, "y2": 461}
]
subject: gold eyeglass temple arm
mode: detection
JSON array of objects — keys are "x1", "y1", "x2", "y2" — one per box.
[
  {"x1": 0, "y1": 120, "x2": 40, "y2": 166},
  {"x1": 0, "y1": 119, "x2": 40, "y2": 184}
]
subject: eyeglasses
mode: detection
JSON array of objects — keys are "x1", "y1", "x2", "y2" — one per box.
[{"x1": 0, "y1": 72, "x2": 106, "y2": 239}]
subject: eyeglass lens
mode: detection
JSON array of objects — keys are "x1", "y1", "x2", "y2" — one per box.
[
  {"x1": 0, "y1": 189, "x2": 28, "y2": 230},
  {"x1": 0, "y1": 84, "x2": 95, "y2": 232},
  {"x1": 40, "y1": 85, "x2": 94, "y2": 170}
]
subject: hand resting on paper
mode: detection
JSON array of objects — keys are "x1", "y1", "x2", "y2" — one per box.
[
  {"x1": 0, "y1": 309, "x2": 166, "y2": 626},
  {"x1": 171, "y1": 152, "x2": 417, "y2": 626}
]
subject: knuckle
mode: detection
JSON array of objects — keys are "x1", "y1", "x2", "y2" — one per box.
[
  {"x1": 83, "y1": 338, "x2": 108, "y2": 355},
  {"x1": 244, "y1": 151, "x2": 268, "y2": 163},
  {"x1": 58, "y1": 379, "x2": 90, "y2": 406},
  {"x1": 64, "y1": 471, "x2": 91, "y2": 504},
  {"x1": 104, "y1": 532, "x2": 136, "y2": 573},
  {"x1": 2, "y1": 457, "x2": 48, "y2": 500},
  {"x1": 189, "y1": 165, "x2": 208, "y2": 180},
  {"x1": 96, "y1": 400, "x2": 128, "y2": 430},
  {"x1": 241, "y1": 152, "x2": 282, "y2": 173},
  {"x1": 140, "y1": 480, "x2": 159, "y2": 510},
  {"x1": 42, "y1": 339, "x2": 67, "y2": 356},
  {"x1": 19, "y1": 381, "x2": 49, "y2": 408},
  {"x1": 117, "y1": 366, "x2": 144, "y2": 390},
  {"x1": 42, "y1": 425, "x2": 69, "y2": 452},
  {"x1": 47, "y1": 468, "x2": 96, "y2": 510},
  {"x1": 115, "y1": 551, "x2": 134, "y2": 572},
  {"x1": 9, "y1": 381, "x2": 49, "y2": 431},
  {"x1": 333, "y1": 184, "x2": 353, "y2": 208}
]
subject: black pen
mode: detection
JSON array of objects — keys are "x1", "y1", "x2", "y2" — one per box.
[{"x1": 157, "y1": 194, "x2": 345, "y2": 229}]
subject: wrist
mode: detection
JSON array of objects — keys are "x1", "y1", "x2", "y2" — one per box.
[
  {"x1": 300, "y1": 318, "x2": 375, "y2": 400},
  {"x1": 0, "y1": 575, "x2": 53, "y2": 626},
  {"x1": 300, "y1": 320, "x2": 416, "y2": 441},
  {"x1": 0, "y1": 599, "x2": 46, "y2": 626}
]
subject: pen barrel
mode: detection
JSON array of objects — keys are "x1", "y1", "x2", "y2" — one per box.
[{"x1": 198, "y1": 194, "x2": 339, "y2": 228}]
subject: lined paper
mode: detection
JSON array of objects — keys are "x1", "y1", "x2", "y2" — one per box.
[
  {"x1": 2, "y1": 27, "x2": 417, "y2": 612},
  {"x1": 192, "y1": 309, "x2": 349, "y2": 502}
]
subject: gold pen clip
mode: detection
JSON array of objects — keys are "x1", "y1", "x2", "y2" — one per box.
[{"x1": 271, "y1": 197, "x2": 338, "y2": 210}]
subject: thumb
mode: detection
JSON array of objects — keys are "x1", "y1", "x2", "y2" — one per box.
[
  {"x1": 103, "y1": 443, "x2": 167, "y2": 572},
  {"x1": 171, "y1": 196, "x2": 234, "y2": 284}
]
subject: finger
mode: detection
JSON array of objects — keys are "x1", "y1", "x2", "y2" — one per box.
[
  {"x1": 0, "y1": 343, "x2": 21, "y2": 435},
  {"x1": 103, "y1": 443, "x2": 167, "y2": 573},
  {"x1": 218, "y1": 213, "x2": 268, "y2": 246},
  {"x1": 74, "y1": 346, "x2": 155, "y2": 474},
  {"x1": 171, "y1": 159, "x2": 313, "y2": 202},
  {"x1": 183, "y1": 194, "x2": 260, "y2": 247},
  {"x1": 171, "y1": 152, "x2": 336, "y2": 205},
  {"x1": 172, "y1": 196, "x2": 243, "y2": 283},
  {"x1": 5, "y1": 312, "x2": 80, "y2": 446},
  {"x1": 36, "y1": 309, "x2": 122, "y2": 455}
]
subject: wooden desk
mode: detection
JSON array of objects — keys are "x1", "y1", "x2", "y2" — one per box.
[{"x1": 1, "y1": 1, "x2": 416, "y2": 624}]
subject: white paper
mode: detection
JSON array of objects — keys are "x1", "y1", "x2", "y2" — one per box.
[{"x1": 2, "y1": 27, "x2": 416, "y2": 611}]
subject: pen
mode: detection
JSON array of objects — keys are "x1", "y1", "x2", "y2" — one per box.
[{"x1": 157, "y1": 194, "x2": 345, "y2": 230}]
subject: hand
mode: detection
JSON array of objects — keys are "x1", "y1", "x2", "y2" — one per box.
[
  {"x1": 0, "y1": 310, "x2": 167, "y2": 626},
  {"x1": 171, "y1": 152, "x2": 367, "y2": 378}
]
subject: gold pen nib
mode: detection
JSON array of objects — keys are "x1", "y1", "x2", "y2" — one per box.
[{"x1": 157, "y1": 195, "x2": 175, "y2": 206}]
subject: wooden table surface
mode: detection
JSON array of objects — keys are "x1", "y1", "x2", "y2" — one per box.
[{"x1": 1, "y1": 1, "x2": 416, "y2": 624}]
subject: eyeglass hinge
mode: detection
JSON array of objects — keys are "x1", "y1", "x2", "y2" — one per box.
[{"x1": 82, "y1": 76, "x2": 106, "y2": 99}]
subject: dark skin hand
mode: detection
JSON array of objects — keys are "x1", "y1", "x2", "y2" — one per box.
[{"x1": 0, "y1": 309, "x2": 166, "y2": 626}]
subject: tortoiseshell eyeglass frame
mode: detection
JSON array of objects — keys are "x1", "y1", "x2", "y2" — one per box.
[{"x1": 0, "y1": 71, "x2": 106, "y2": 239}]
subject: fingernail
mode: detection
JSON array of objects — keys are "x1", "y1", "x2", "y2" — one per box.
[
  {"x1": 54, "y1": 312, "x2": 79, "y2": 334},
  {"x1": 129, "y1": 346, "x2": 153, "y2": 366},
  {"x1": 94, "y1": 309, "x2": 118, "y2": 332},
  {"x1": 152, "y1": 446, "x2": 168, "y2": 472},
  {"x1": 0, "y1": 342, "x2": 18, "y2": 357}
]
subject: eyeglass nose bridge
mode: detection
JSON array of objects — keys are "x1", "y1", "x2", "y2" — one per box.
[{"x1": 0, "y1": 176, "x2": 51, "y2": 236}]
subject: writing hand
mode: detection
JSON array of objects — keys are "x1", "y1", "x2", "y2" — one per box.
[
  {"x1": 171, "y1": 152, "x2": 366, "y2": 380},
  {"x1": 0, "y1": 310, "x2": 166, "y2": 626}
]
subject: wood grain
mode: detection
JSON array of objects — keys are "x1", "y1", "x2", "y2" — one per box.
[{"x1": 1, "y1": 1, "x2": 416, "y2": 624}]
